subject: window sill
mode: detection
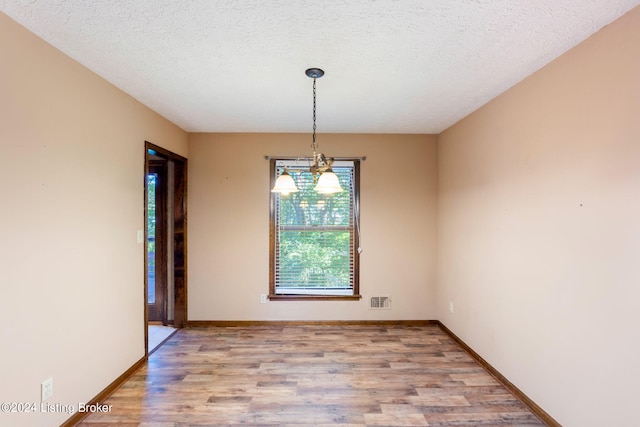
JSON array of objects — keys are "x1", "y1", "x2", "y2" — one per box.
[{"x1": 268, "y1": 294, "x2": 362, "y2": 301}]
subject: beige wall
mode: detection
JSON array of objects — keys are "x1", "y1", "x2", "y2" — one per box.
[
  {"x1": 188, "y1": 133, "x2": 438, "y2": 321},
  {"x1": 0, "y1": 13, "x2": 187, "y2": 427},
  {"x1": 437, "y1": 7, "x2": 640, "y2": 427}
]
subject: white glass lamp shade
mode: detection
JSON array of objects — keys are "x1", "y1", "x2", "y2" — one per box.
[
  {"x1": 314, "y1": 170, "x2": 344, "y2": 194},
  {"x1": 271, "y1": 169, "x2": 299, "y2": 195}
]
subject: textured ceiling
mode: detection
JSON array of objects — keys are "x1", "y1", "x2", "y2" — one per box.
[{"x1": 2, "y1": 0, "x2": 639, "y2": 133}]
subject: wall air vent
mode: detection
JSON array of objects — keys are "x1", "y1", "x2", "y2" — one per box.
[{"x1": 370, "y1": 296, "x2": 391, "y2": 309}]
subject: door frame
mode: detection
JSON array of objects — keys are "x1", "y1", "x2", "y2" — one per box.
[{"x1": 144, "y1": 141, "x2": 188, "y2": 356}]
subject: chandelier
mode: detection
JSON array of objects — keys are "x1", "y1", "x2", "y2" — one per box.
[{"x1": 271, "y1": 68, "x2": 344, "y2": 195}]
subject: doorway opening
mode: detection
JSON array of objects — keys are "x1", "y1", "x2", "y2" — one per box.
[{"x1": 144, "y1": 142, "x2": 187, "y2": 355}]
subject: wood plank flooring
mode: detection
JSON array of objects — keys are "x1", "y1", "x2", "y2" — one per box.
[{"x1": 79, "y1": 324, "x2": 546, "y2": 426}]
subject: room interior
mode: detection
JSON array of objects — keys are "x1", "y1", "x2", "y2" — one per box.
[{"x1": 1, "y1": 2, "x2": 639, "y2": 426}]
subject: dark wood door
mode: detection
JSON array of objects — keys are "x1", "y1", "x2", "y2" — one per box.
[{"x1": 147, "y1": 161, "x2": 168, "y2": 323}]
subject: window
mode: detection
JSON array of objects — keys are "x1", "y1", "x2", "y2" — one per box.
[{"x1": 269, "y1": 158, "x2": 360, "y2": 300}]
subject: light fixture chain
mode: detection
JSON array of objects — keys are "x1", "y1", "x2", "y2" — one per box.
[{"x1": 312, "y1": 76, "x2": 317, "y2": 151}]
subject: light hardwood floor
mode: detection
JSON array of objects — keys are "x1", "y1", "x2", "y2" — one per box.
[{"x1": 79, "y1": 324, "x2": 546, "y2": 426}]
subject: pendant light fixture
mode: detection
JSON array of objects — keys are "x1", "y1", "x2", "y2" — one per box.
[{"x1": 272, "y1": 68, "x2": 344, "y2": 195}]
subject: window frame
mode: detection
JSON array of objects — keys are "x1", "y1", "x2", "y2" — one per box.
[{"x1": 269, "y1": 157, "x2": 361, "y2": 301}]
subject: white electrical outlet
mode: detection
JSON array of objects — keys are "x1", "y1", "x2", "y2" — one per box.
[
  {"x1": 136, "y1": 229, "x2": 144, "y2": 244},
  {"x1": 260, "y1": 294, "x2": 267, "y2": 304},
  {"x1": 41, "y1": 378, "x2": 53, "y2": 401},
  {"x1": 449, "y1": 301, "x2": 454, "y2": 314}
]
